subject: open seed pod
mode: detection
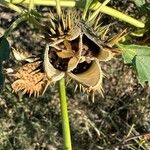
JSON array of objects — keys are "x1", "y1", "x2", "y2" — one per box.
[
  {"x1": 41, "y1": 10, "x2": 115, "y2": 95},
  {"x1": 10, "y1": 7, "x2": 126, "y2": 97},
  {"x1": 96, "y1": 48, "x2": 114, "y2": 61},
  {"x1": 68, "y1": 60, "x2": 103, "y2": 93},
  {"x1": 44, "y1": 44, "x2": 65, "y2": 82}
]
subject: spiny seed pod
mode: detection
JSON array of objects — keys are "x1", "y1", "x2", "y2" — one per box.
[
  {"x1": 11, "y1": 8, "x2": 125, "y2": 97},
  {"x1": 11, "y1": 61, "x2": 49, "y2": 97}
]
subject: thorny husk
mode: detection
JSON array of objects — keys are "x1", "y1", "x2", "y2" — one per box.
[{"x1": 11, "y1": 8, "x2": 125, "y2": 97}]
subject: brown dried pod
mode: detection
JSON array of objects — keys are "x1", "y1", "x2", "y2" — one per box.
[
  {"x1": 67, "y1": 60, "x2": 103, "y2": 93},
  {"x1": 11, "y1": 8, "x2": 126, "y2": 97},
  {"x1": 12, "y1": 47, "x2": 33, "y2": 62}
]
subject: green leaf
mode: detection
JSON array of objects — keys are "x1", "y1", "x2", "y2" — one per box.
[
  {"x1": 30, "y1": 9, "x2": 42, "y2": 18},
  {"x1": 134, "y1": 0, "x2": 146, "y2": 7},
  {"x1": 135, "y1": 46, "x2": 150, "y2": 85},
  {"x1": 0, "y1": 71, "x2": 5, "y2": 91},
  {"x1": 0, "y1": 62, "x2": 5, "y2": 91},
  {"x1": 0, "y1": 36, "x2": 10, "y2": 91},
  {"x1": 134, "y1": 0, "x2": 150, "y2": 15},
  {"x1": 118, "y1": 44, "x2": 150, "y2": 85},
  {"x1": 117, "y1": 44, "x2": 137, "y2": 64},
  {"x1": 82, "y1": 0, "x2": 94, "y2": 20},
  {"x1": 0, "y1": 36, "x2": 10, "y2": 61}
]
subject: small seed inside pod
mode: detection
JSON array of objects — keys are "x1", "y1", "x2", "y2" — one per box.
[
  {"x1": 72, "y1": 61, "x2": 92, "y2": 74},
  {"x1": 82, "y1": 34, "x2": 100, "y2": 57},
  {"x1": 48, "y1": 29, "x2": 104, "y2": 74},
  {"x1": 49, "y1": 50, "x2": 70, "y2": 71}
]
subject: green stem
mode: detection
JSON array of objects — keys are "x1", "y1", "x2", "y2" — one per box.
[
  {"x1": 56, "y1": 0, "x2": 62, "y2": 18},
  {"x1": 5, "y1": 0, "x2": 75, "y2": 7},
  {"x1": 59, "y1": 78, "x2": 72, "y2": 150},
  {"x1": 88, "y1": 0, "x2": 111, "y2": 22},
  {"x1": 4, "y1": 15, "x2": 27, "y2": 37},
  {"x1": 5, "y1": 0, "x2": 145, "y2": 28},
  {"x1": 28, "y1": 0, "x2": 34, "y2": 11},
  {"x1": 28, "y1": 15, "x2": 45, "y2": 31},
  {"x1": 0, "y1": 0, "x2": 23, "y2": 13},
  {"x1": 90, "y1": 2, "x2": 145, "y2": 28},
  {"x1": 82, "y1": 0, "x2": 93, "y2": 20}
]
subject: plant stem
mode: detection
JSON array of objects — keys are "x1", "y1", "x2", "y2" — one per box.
[
  {"x1": 56, "y1": 0, "x2": 62, "y2": 18},
  {"x1": 5, "y1": 0, "x2": 145, "y2": 28},
  {"x1": 88, "y1": 0, "x2": 111, "y2": 22},
  {"x1": 5, "y1": 0, "x2": 76, "y2": 7},
  {"x1": 28, "y1": 0, "x2": 34, "y2": 11},
  {"x1": 59, "y1": 78, "x2": 72, "y2": 150},
  {"x1": 90, "y1": 2, "x2": 145, "y2": 28},
  {"x1": 82, "y1": 0, "x2": 93, "y2": 20},
  {"x1": 4, "y1": 15, "x2": 27, "y2": 37},
  {"x1": 0, "y1": 0, "x2": 23, "y2": 13}
]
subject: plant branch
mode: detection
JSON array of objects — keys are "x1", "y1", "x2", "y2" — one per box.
[
  {"x1": 5, "y1": 0, "x2": 145, "y2": 28},
  {"x1": 28, "y1": 0, "x2": 34, "y2": 11},
  {"x1": 56, "y1": 0, "x2": 62, "y2": 18},
  {"x1": 0, "y1": 0, "x2": 23, "y2": 13},
  {"x1": 90, "y1": 1, "x2": 145, "y2": 28},
  {"x1": 88, "y1": 0, "x2": 111, "y2": 22},
  {"x1": 5, "y1": 0, "x2": 76, "y2": 7},
  {"x1": 4, "y1": 15, "x2": 27, "y2": 37},
  {"x1": 59, "y1": 78, "x2": 72, "y2": 150}
]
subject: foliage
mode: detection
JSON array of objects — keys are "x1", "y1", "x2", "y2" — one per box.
[
  {"x1": 135, "y1": 46, "x2": 150, "y2": 85},
  {"x1": 117, "y1": 44, "x2": 150, "y2": 85},
  {"x1": 117, "y1": 44, "x2": 137, "y2": 64},
  {"x1": 0, "y1": 36, "x2": 10, "y2": 90},
  {"x1": 0, "y1": 36, "x2": 10, "y2": 61},
  {"x1": 134, "y1": 0, "x2": 146, "y2": 7}
]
